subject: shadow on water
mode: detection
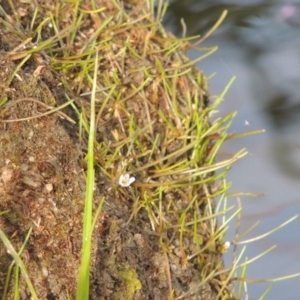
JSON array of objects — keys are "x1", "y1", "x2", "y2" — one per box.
[
  {"x1": 164, "y1": 1, "x2": 300, "y2": 135},
  {"x1": 163, "y1": 1, "x2": 300, "y2": 299}
]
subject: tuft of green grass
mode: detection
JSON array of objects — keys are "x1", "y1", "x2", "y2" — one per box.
[{"x1": 0, "y1": 227, "x2": 37, "y2": 300}]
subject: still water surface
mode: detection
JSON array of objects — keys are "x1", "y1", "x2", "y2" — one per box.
[{"x1": 164, "y1": 1, "x2": 300, "y2": 299}]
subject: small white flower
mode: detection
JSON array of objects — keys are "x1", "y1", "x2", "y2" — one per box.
[
  {"x1": 118, "y1": 174, "x2": 135, "y2": 187},
  {"x1": 222, "y1": 241, "x2": 231, "y2": 253}
]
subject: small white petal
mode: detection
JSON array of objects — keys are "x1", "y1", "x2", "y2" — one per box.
[{"x1": 128, "y1": 176, "x2": 135, "y2": 185}]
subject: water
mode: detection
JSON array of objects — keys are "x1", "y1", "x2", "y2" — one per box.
[{"x1": 164, "y1": 2, "x2": 300, "y2": 299}]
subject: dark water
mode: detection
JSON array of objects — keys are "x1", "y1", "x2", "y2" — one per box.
[{"x1": 164, "y1": 1, "x2": 300, "y2": 299}]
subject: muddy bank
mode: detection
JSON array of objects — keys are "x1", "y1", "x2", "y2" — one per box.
[{"x1": 0, "y1": 1, "x2": 235, "y2": 299}]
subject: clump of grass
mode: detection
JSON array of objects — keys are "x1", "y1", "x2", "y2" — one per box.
[
  {"x1": 224, "y1": 207, "x2": 299, "y2": 299},
  {"x1": 0, "y1": 0, "x2": 298, "y2": 299},
  {"x1": 49, "y1": 2, "x2": 245, "y2": 298}
]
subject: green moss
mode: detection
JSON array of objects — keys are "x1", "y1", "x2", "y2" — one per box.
[{"x1": 111, "y1": 265, "x2": 142, "y2": 300}]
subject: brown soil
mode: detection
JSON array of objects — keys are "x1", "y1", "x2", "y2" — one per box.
[{"x1": 0, "y1": 1, "x2": 235, "y2": 299}]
